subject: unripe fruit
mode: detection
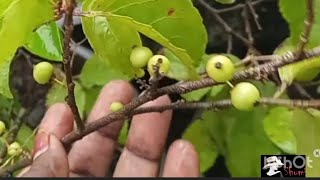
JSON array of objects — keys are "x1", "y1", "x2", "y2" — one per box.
[
  {"x1": 33, "y1": 62, "x2": 54, "y2": 84},
  {"x1": 134, "y1": 68, "x2": 145, "y2": 78},
  {"x1": 206, "y1": 55, "x2": 235, "y2": 82},
  {"x1": 0, "y1": 121, "x2": 6, "y2": 135},
  {"x1": 231, "y1": 82, "x2": 260, "y2": 111},
  {"x1": 147, "y1": 55, "x2": 170, "y2": 77},
  {"x1": 7, "y1": 142, "x2": 22, "y2": 156},
  {"x1": 215, "y1": 0, "x2": 236, "y2": 4},
  {"x1": 130, "y1": 46, "x2": 153, "y2": 68},
  {"x1": 110, "y1": 102, "x2": 124, "y2": 112}
]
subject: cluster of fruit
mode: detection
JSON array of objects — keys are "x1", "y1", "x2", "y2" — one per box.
[
  {"x1": 0, "y1": 121, "x2": 23, "y2": 157},
  {"x1": 129, "y1": 46, "x2": 170, "y2": 78},
  {"x1": 206, "y1": 55, "x2": 261, "y2": 111},
  {"x1": 32, "y1": 46, "x2": 261, "y2": 111}
]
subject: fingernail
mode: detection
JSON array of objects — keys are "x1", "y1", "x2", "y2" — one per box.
[{"x1": 33, "y1": 131, "x2": 50, "y2": 160}]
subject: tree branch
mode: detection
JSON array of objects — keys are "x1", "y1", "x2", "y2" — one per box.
[
  {"x1": 62, "y1": 0, "x2": 84, "y2": 132},
  {"x1": 297, "y1": 0, "x2": 315, "y2": 58},
  {"x1": 198, "y1": 0, "x2": 256, "y2": 50},
  {"x1": 133, "y1": 98, "x2": 320, "y2": 114},
  {"x1": 60, "y1": 45, "x2": 320, "y2": 147},
  {"x1": 245, "y1": 0, "x2": 262, "y2": 30},
  {"x1": 216, "y1": 0, "x2": 274, "y2": 14}
]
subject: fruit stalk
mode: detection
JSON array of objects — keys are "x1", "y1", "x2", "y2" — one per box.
[{"x1": 62, "y1": 0, "x2": 84, "y2": 132}]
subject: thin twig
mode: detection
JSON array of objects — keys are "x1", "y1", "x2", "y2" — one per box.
[
  {"x1": 227, "y1": 34, "x2": 233, "y2": 53},
  {"x1": 245, "y1": 0, "x2": 262, "y2": 30},
  {"x1": 216, "y1": 0, "x2": 274, "y2": 14},
  {"x1": 297, "y1": 0, "x2": 315, "y2": 58},
  {"x1": 299, "y1": 80, "x2": 320, "y2": 87},
  {"x1": 62, "y1": 0, "x2": 84, "y2": 132},
  {"x1": 133, "y1": 97, "x2": 320, "y2": 114},
  {"x1": 292, "y1": 83, "x2": 313, "y2": 100},
  {"x1": 198, "y1": 0, "x2": 256, "y2": 50}
]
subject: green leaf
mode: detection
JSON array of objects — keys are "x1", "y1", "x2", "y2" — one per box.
[
  {"x1": 163, "y1": 48, "x2": 192, "y2": 81},
  {"x1": 275, "y1": 40, "x2": 320, "y2": 84},
  {"x1": 263, "y1": 106, "x2": 297, "y2": 154},
  {"x1": 0, "y1": 0, "x2": 14, "y2": 16},
  {"x1": 279, "y1": 0, "x2": 320, "y2": 48},
  {"x1": 74, "y1": 82, "x2": 86, "y2": 119},
  {"x1": 16, "y1": 123, "x2": 34, "y2": 151},
  {"x1": 182, "y1": 119, "x2": 218, "y2": 173},
  {"x1": 82, "y1": 0, "x2": 207, "y2": 79},
  {"x1": 182, "y1": 88, "x2": 211, "y2": 102},
  {"x1": 82, "y1": 14, "x2": 141, "y2": 78},
  {"x1": 83, "y1": 86, "x2": 102, "y2": 117},
  {"x1": 264, "y1": 106, "x2": 320, "y2": 177},
  {"x1": 0, "y1": 0, "x2": 55, "y2": 98},
  {"x1": 79, "y1": 55, "x2": 130, "y2": 88},
  {"x1": 202, "y1": 81, "x2": 281, "y2": 177},
  {"x1": 0, "y1": 60, "x2": 12, "y2": 98},
  {"x1": 118, "y1": 120, "x2": 129, "y2": 146},
  {"x1": 292, "y1": 108, "x2": 320, "y2": 177},
  {"x1": 46, "y1": 82, "x2": 86, "y2": 118},
  {"x1": 24, "y1": 22, "x2": 63, "y2": 61},
  {"x1": 202, "y1": 107, "x2": 281, "y2": 177}
]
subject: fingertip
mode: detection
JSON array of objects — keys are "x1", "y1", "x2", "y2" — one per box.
[
  {"x1": 142, "y1": 95, "x2": 172, "y2": 107},
  {"x1": 162, "y1": 140, "x2": 200, "y2": 177},
  {"x1": 39, "y1": 102, "x2": 74, "y2": 138},
  {"x1": 101, "y1": 80, "x2": 135, "y2": 99}
]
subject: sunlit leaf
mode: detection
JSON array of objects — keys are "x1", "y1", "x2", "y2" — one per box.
[
  {"x1": 275, "y1": 40, "x2": 320, "y2": 84},
  {"x1": 82, "y1": 0, "x2": 207, "y2": 79},
  {"x1": 183, "y1": 119, "x2": 218, "y2": 173},
  {"x1": 24, "y1": 22, "x2": 63, "y2": 61},
  {"x1": 263, "y1": 106, "x2": 297, "y2": 154},
  {"x1": 279, "y1": 0, "x2": 320, "y2": 48},
  {"x1": 79, "y1": 55, "x2": 130, "y2": 88},
  {"x1": 0, "y1": 0, "x2": 55, "y2": 98}
]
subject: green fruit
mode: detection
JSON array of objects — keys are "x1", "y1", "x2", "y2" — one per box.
[
  {"x1": 110, "y1": 102, "x2": 124, "y2": 112},
  {"x1": 147, "y1": 55, "x2": 170, "y2": 77},
  {"x1": 130, "y1": 46, "x2": 153, "y2": 68},
  {"x1": 7, "y1": 142, "x2": 22, "y2": 156},
  {"x1": 206, "y1": 55, "x2": 235, "y2": 82},
  {"x1": 231, "y1": 82, "x2": 260, "y2": 111},
  {"x1": 33, "y1": 62, "x2": 54, "y2": 84},
  {"x1": 0, "y1": 121, "x2": 6, "y2": 135},
  {"x1": 134, "y1": 68, "x2": 145, "y2": 78},
  {"x1": 215, "y1": 0, "x2": 236, "y2": 4}
]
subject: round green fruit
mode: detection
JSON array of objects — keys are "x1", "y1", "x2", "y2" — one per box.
[
  {"x1": 215, "y1": 0, "x2": 236, "y2": 4},
  {"x1": 206, "y1": 55, "x2": 235, "y2": 82},
  {"x1": 110, "y1": 102, "x2": 124, "y2": 112},
  {"x1": 130, "y1": 46, "x2": 153, "y2": 68},
  {"x1": 147, "y1": 55, "x2": 170, "y2": 77},
  {"x1": 0, "y1": 121, "x2": 6, "y2": 135},
  {"x1": 33, "y1": 62, "x2": 54, "y2": 84},
  {"x1": 231, "y1": 82, "x2": 260, "y2": 111},
  {"x1": 7, "y1": 142, "x2": 22, "y2": 156},
  {"x1": 134, "y1": 68, "x2": 145, "y2": 78}
]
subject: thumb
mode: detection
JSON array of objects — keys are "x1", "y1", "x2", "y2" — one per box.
[{"x1": 22, "y1": 134, "x2": 69, "y2": 177}]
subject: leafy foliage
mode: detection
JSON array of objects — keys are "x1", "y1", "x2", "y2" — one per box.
[
  {"x1": 0, "y1": 0, "x2": 320, "y2": 177},
  {"x1": 0, "y1": 0, "x2": 55, "y2": 98},
  {"x1": 82, "y1": 0, "x2": 207, "y2": 80}
]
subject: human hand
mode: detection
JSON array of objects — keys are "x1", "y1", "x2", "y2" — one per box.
[{"x1": 21, "y1": 80, "x2": 200, "y2": 177}]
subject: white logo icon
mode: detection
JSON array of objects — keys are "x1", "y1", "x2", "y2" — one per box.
[
  {"x1": 263, "y1": 156, "x2": 284, "y2": 176},
  {"x1": 313, "y1": 149, "x2": 320, "y2": 158}
]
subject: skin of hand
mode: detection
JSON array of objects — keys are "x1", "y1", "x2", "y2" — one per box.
[{"x1": 20, "y1": 80, "x2": 200, "y2": 177}]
